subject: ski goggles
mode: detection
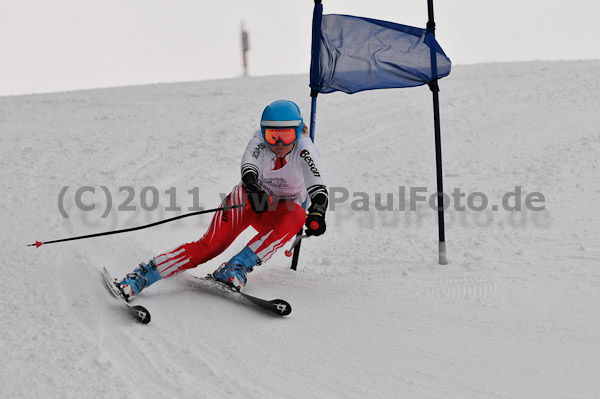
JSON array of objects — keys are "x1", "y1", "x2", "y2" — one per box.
[{"x1": 263, "y1": 128, "x2": 297, "y2": 146}]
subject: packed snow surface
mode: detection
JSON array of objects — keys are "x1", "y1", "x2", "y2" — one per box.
[{"x1": 1, "y1": 60, "x2": 600, "y2": 399}]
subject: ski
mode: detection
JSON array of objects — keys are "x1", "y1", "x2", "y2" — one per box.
[
  {"x1": 190, "y1": 275, "x2": 292, "y2": 317},
  {"x1": 102, "y1": 267, "x2": 151, "y2": 324}
]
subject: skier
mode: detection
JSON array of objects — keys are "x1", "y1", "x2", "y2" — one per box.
[{"x1": 116, "y1": 100, "x2": 328, "y2": 301}]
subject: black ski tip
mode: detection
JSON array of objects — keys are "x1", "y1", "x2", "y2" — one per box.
[
  {"x1": 270, "y1": 299, "x2": 292, "y2": 316},
  {"x1": 131, "y1": 305, "x2": 151, "y2": 324}
]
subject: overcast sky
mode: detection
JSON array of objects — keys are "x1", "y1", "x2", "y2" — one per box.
[{"x1": 1, "y1": 0, "x2": 599, "y2": 96}]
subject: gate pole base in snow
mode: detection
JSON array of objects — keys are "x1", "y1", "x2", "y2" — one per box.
[{"x1": 439, "y1": 241, "x2": 447, "y2": 265}]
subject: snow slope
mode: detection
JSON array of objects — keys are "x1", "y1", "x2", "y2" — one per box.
[{"x1": 1, "y1": 60, "x2": 600, "y2": 399}]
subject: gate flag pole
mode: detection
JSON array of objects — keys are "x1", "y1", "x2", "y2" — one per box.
[
  {"x1": 291, "y1": 91, "x2": 318, "y2": 270},
  {"x1": 427, "y1": 0, "x2": 448, "y2": 265},
  {"x1": 290, "y1": 0, "x2": 322, "y2": 270}
]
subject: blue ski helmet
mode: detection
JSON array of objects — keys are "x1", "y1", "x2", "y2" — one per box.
[{"x1": 260, "y1": 100, "x2": 304, "y2": 145}]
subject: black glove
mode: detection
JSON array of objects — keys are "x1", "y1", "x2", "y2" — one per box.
[
  {"x1": 305, "y1": 203, "x2": 326, "y2": 236},
  {"x1": 244, "y1": 182, "x2": 270, "y2": 213}
]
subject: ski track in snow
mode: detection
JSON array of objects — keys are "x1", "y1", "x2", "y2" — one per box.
[{"x1": 1, "y1": 61, "x2": 600, "y2": 399}]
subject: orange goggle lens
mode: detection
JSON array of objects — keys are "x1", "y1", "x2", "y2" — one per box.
[{"x1": 264, "y1": 128, "x2": 297, "y2": 145}]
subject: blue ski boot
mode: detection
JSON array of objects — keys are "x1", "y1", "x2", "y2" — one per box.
[
  {"x1": 213, "y1": 246, "x2": 262, "y2": 290},
  {"x1": 118, "y1": 259, "x2": 162, "y2": 302}
]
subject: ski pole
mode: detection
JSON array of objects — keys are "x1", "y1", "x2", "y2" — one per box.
[
  {"x1": 28, "y1": 203, "x2": 246, "y2": 248},
  {"x1": 285, "y1": 235, "x2": 309, "y2": 257}
]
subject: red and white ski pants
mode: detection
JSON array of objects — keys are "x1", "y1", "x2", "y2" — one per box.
[{"x1": 153, "y1": 184, "x2": 306, "y2": 279}]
